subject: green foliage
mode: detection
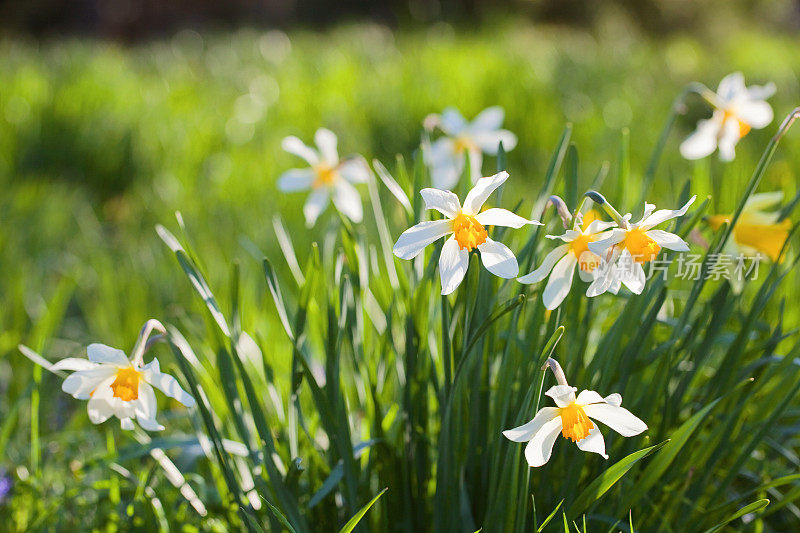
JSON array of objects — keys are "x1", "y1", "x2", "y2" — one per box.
[{"x1": 2, "y1": 21, "x2": 800, "y2": 532}]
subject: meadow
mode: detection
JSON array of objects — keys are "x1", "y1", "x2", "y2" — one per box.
[{"x1": 2, "y1": 19, "x2": 800, "y2": 531}]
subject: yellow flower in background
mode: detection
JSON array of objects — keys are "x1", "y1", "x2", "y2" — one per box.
[
  {"x1": 680, "y1": 72, "x2": 775, "y2": 162},
  {"x1": 503, "y1": 358, "x2": 647, "y2": 467},
  {"x1": 708, "y1": 192, "x2": 790, "y2": 262},
  {"x1": 392, "y1": 171, "x2": 539, "y2": 295}
]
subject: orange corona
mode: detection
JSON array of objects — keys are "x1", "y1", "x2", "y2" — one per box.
[
  {"x1": 110, "y1": 367, "x2": 141, "y2": 402},
  {"x1": 560, "y1": 403, "x2": 593, "y2": 442},
  {"x1": 452, "y1": 213, "x2": 488, "y2": 251}
]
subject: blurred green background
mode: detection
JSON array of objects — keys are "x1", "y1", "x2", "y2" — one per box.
[{"x1": 2, "y1": 0, "x2": 800, "y2": 527}]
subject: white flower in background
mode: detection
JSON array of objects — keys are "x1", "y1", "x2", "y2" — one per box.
[
  {"x1": 503, "y1": 358, "x2": 647, "y2": 467},
  {"x1": 46, "y1": 320, "x2": 195, "y2": 431},
  {"x1": 588, "y1": 196, "x2": 696, "y2": 296},
  {"x1": 518, "y1": 211, "x2": 616, "y2": 310},
  {"x1": 278, "y1": 128, "x2": 370, "y2": 227},
  {"x1": 680, "y1": 72, "x2": 775, "y2": 162},
  {"x1": 393, "y1": 171, "x2": 538, "y2": 295},
  {"x1": 425, "y1": 106, "x2": 518, "y2": 189},
  {"x1": 708, "y1": 192, "x2": 791, "y2": 293}
]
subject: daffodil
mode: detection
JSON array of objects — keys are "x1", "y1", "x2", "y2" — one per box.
[
  {"x1": 424, "y1": 106, "x2": 517, "y2": 189},
  {"x1": 680, "y1": 72, "x2": 775, "y2": 162},
  {"x1": 47, "y1": 320, "x2": 195, "y2": 431},
  {"x1": 393, "y1": 171, "x2": 538, "y2": 295},
  {"x1": 708, "y1": 192, "x2": 791, "y2": 292},
  {"x1": 587, "y1": 196, "x2": 696, "y2": 296},
  {"x1": 278, "y1": 128, "x2": 370, "y2": 226},
  {"x1": 503, "y1": 358, "x2": 647, "y2": 467},
  {"x1": 518, "y1": 210, "x2": 616, "y2": 310}
]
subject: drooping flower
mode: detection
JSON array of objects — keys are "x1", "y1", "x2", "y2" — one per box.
[
  {"x1": 680, "y1": 72, "x2": 775, "y2": 162},
  {"x1": 278, "y1": 128, "x2": 370, "y2": 227},
  {"x1": 503, "y1": 358, "x2": 647, "y2": 467},
  {"x1": 41, "y1": 320, "x2": 194, "y2": 431},
  {"x1": 707, "y1": 192, "x2": 791, "y2": 292},
  {"x1": 587, "y1": 196, "x2": 696, "y2": 296},
  {"x1": 393, "y1": 171, "x2": 538, "y2": 295},
  {"x1": 424, "y1": 106, "x2": 518, "y2": 189},
  {"x1": 518, "y1": 210, "x2": 616, "y2": 310}
]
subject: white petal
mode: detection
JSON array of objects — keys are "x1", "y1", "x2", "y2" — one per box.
[
  {"x1": 680, "y1": 118, "x2": 720, "y2": 160},
  {"x1": 141, "y1": 359, "x2": 196, "y2": 408},
  {"x1": 120, "y1": 417, "x2": 135, "y2": 430},
  {"x1": 62, "y1": 367, "x2": 117, "y2": 400},
  {"x1": 745, "y1": 191, "x2": 784, "y2": 211},
  {"x1": 576, "y1": 427, "x2": 608, "y2": 459},
  {"x1": 439, "y1": 107, "x2": 468, "y2": 134},
  {"x1": 646, "y1": 230, "x2": 690, "y2": 251},
  {"x1": 135, "y1": 383, "x2": 165, "y2": 431},
  {"x1": 427, "y1": 138, "x2": 463, "y2": 190},
  {"x1": 583, "y1": 403, "x2": 648, "y2": 437},
  {"x1": 302, "y1": 187, "x2": 330, "y2": 227},
  {"x1": 576, "y1": 389, "x2": 606, "y2": 405},
  {"x1": 338, "y1": 159, "x2": 371, "y2": 184},
  {"x1": 468, "y1": 148, "x2": 484, "y2": 184},
  {"x1": 617, "y1": 250, "x2": 646, "y2": 294},
  {"x1": 281, "y1": 136, "x2": 319, "y2": 166},
  {"x1": 736, "y1": 100, "x2": 773, "y2": 129},
  {"x1": 604, "y1": 393, "x2": 622, "y2": 407},
  {"x1": 747, "y1": 82, "x2": 776, "y2": 101},
  {"x1": 50, "y1": 358, "x2": 98, "y2": 372},
  {"x1": 332, "y1": 179, "x2": 363, "y2": 223},
  {"x1": 314, "y1": 128, "x2": 339, "y2": 164},
  {"x1": 87, "y1": 344, "x2": 129, "y2": 366},
  {"x1": 717, "y1": 72, "x2": 746, "y2": 102},
  {"x1": 524, "y1": 417, "x2": 563, "y2": 467},
  {"x1": 86, "y1": 377, "x2": 116, "y2": 424},
  {"x1": 439, "y1": 236, "x2": 470, "y2": 295},
  {"x1": 583, "y1": 220, "x2": 617, "y2": 234},
  {"x1": 639, "y1": 196, "x2": 696, "y2": 229},
  {"x1": 468, "y1": 106, "x2": 505, "y2": 132},
  {"x1": 718, "y1": 117, "x2": 740, "y2": 162},
  {"x1": 462, "y1": 171, "x2": 509, "y2": 215},
  {"x1": 587, "y1": 229, "x2": 626, "y2": 256},
  {"x1": 542, "y1": 253, "x2": 577, "y2": 310},
  {"x1": 420, "y1": 188, "x2": 461, "y2": 218},
  {"x1": 475, "y1": 208, "x2": 538, "y2": 229},
  {"x1": 471, "y1": 129, "x2": 518, "y2": 155},
  {"x1": 502, "y1": 407, "x2": 560, "y2": 442},
  {"x1": 517, "y1": 245, "x2": 570, "y2": 284},
  {"x1": 477, "y1": 238, "x2": 519, "y2": 278},
  {"x1": 277, "y1": 168, "x2": 315, "y2": 192},
  {"x1": 392, "y1": 220, "x2": 453, "y2": 260},
  {"x1": 545, "y1": 385, "x2": 577, "y2": 407}
]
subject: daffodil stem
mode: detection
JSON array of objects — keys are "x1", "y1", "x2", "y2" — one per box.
[
  {"x1": 585, "y1": 190, "x2": 627, "y2": 228},
  {"x1": 131, "y1": 319, "x2": 167, "y2": 367},
  {"x1": 541, "y1": 357, "x2": 569, "y2": 387}
]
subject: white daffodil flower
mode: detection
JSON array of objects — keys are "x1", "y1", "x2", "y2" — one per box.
[
  {"x1": 708, "y1": 192, "x2": 791, "y2": 293},
  {"x1": 587, "y1": 196, "x2": 696, "y2": 296},
  {"x1": 518, "y1": 211, "x2": 616, "y2": 310},
  {"x1": 425, "y1": 106, "x2": 518, "y2": 189},
  {"x1": 48, "y1": 320, "x2": 195, "y2": 431},
  {"x1": 680, "y1": 72, "x2": 775, "y2": 162},
  {"x1": 503, "y1": 358, "x2": 647, "y2": 467},
  {"x1": 278, "y1": 128, "x2": 370, "y2": 227},
  {"x1": 393, "y1": 171, "x2": 538, "y2": 295}
]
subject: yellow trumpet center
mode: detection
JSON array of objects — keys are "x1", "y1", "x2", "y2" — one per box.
[
  {"x1": 313, "y1": 164, "x2": 338, "y2": 188},
  {"x1": 452, "y1": 213, "x2": 488, "y2": 251},
  {"x1": 452, "y1": 136, "x2": 477, "y2": 153},
  {"x1": 624, "y1": 227, "x2": 661, "y2": 263},
  {"x1": 560, "y1": 402, "x2": 593, "y2": 443},
  {"x1": 722, "y1": 109, "x2": 751, "y2": 139},
  {"x1": 570, "y1": 234, "x2": 599, "y2": 272},
  {"x1": 110, "y1": 367, "x2": 141, "y2": 402},
  {"x1": 708, "y1": 214, "x2": 791, "y2": 262}
]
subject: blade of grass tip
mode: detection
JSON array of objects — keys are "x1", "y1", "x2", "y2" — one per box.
[
  {"x1": 263, "y1": 258, "x2": 295, "y2": 340},
  {"x1": 565, "y1": 144, "x2": 578, "y2": 213},
  {"x1": 616, "y1": 128, "x2": 630, "y2": 209},
  {"x1": 495, "y1": 141, "x2": 507, "y2": 205},
  {"x1": 567, "y1": 441, "x2": 669, "y2": 519},
  {"x1": 700, "y1": 499, "x2": 769, "y2": 533},
  {"x1": 261, "y1": 497, "x2": 298, "y2": 533},
  {"x1": 777, "y1": 187, "x2": 800, "y2": 221},
  {"x1": 108, "y1": 463, "x2": 169, "y2": 532},
  {"x1": 538, "y1": 500, "x2": 565, "y2": 533},
  {"x1": 273, "y1": 215, "x2": 306, "y2": 286},
  {"x1": 373, "y1": 158, "x2": 412, "y2": 214},
  {"x1": 338, "y1": 488, "x2": 388, "y2": 533},
  {"x1": 366, "y1": 159, "x2": 401, "y2": 289}
]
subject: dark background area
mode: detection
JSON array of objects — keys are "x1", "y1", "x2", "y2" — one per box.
[{"x1": 2, "y1": 0, "x2": 800, "y2": 40}]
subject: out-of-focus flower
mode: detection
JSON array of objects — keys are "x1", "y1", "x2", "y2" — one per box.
[
  {"x1": 393, "y1": 171, "x2": 538, "y2": 295},
  {"x1": 424, "y1": 106, "x2": 517, "y2": 189},
  {"x1": 588, "y1": 196, "x2": 696, "y2": 296},
  {"x1": 504, "y1": 358, "x2": 647, "y2": 467},
  {"x1": 680, "y1": 72, "x2": 775, "y2": 162},
  {"x1": 43, "y1": 320, "x2": 194, "y2": 431},
  {"x1": 0, "y1": 470, "x2": 11, "y2": 504},
  {"x1": 518, "y1": 210, "x2": 616, "y2": 310},
  {"x1": 708, "y1": 192, "x2": 791, "y2": 293},
  {"x1": 278, "y1": 128, "x2": 370, "y2": 227}
]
